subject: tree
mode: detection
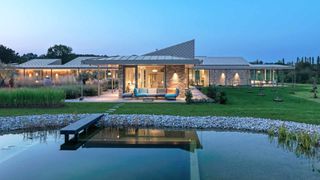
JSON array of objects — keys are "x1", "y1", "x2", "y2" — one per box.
[
  {"x1": 0, "y1": 61, "x2": 16, "y2": 87},
  {"x1": 21, "y1": 53, "x2": 38, "y2": 62},
  {"x1": 46, "y1": 44, "x2": 76, "y2": 64},
  {"x1": 0, "y1": 45, "x2": 20, "y2": 64}
]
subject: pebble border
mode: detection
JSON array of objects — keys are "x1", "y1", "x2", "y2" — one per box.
[{"x1": 0, "y1": 114, "x2": 319, "y2": 135}]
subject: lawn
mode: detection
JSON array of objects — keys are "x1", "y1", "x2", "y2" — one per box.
[
  {"x1": 115, "y1": 85, "x2": 320, "y2": 124},
  {"x1": 1, "y1": 85, "x2": 320, "y2": 125}
]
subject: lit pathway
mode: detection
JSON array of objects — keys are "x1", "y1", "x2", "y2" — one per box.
[
  {"x1": 105, "y1": 103, "x2": 125, "y2": 114},
  {"x1": 190, "y1": 87, "x2": 210, "y2": 100}
]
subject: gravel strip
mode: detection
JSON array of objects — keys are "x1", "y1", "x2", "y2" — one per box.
[{"x1": 0, "y1": 114, "x2": 320, "y2": 134}]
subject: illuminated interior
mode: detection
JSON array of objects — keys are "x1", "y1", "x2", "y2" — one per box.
[
  {"x1": 124, "y1": 67, "x2": 136, "y2": 93},
  {"x1": 138, "y1": 66, "x2": 165, "y2": 88}
]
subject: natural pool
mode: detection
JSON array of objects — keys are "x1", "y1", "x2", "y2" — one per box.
[{"x1": 0, "y1": 128, "x2": 319, "y2": 180}]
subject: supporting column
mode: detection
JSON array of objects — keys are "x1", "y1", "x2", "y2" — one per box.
[
  {"x1": 253, "y1": 69, "x2": 256, "y2": 87},
  {"x1": 98, "y1": 65, "x2": 101, "y2": 96},
  {"x1": 224, "y1": 70, "x2": 227, "y2": 86}
]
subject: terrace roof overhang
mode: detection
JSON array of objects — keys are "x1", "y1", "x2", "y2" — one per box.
[
  {"x1": 249, "y1": 64, "x2": 295, "y2": 70},
  {"x1": 194, "y1": 65, "x2": 251, "y2": 70},
  {"x1": 82, "y1": 55, "x2": 201, "y2": 66}
]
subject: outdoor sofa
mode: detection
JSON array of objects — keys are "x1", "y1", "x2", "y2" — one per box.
[{"x1": 133, "y1": 88, "x2": 180, "y2": 100}]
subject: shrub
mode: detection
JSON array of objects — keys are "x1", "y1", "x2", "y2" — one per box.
[
  {"x1": 206, "y1": 86, "x2": 218, "y2": 99},
  {"x1": 58, "y1": 86, "x2": 81, "y2": 99},
  {"x1": 83, "y1": 85, "x2": 98, "y2": 96},
  {"x1": 0, "y1": 88, "x2": 65, "y2": 108},
  {"x1": 58, "y1": 85, "x2": 99, "y2": 99},
  {"x1": 201, "y1": 86, "x2": 227, "y2": 104},
  {"x1": 185, "y1": 89, "x2": 193, "y2": 104}
]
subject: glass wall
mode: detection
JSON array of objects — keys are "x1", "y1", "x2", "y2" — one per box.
[
  {"x1": 189, "y1": 69, "x2": 209, "y2": 87},
  {"x1": 138, "y1": 66, "x2": 165, "y2": 88},
  {"x1": 124, "y1": 66, "x2": 136, "y2": 93}
]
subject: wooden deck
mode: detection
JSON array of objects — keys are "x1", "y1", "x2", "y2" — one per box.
[{"x1": 60, "y1": 114, "x2": 104, "y2": 142}]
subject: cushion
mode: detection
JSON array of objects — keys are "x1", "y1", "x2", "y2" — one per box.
[
  {"x1": 122, "y1": 93, "x2": 133, "y2": 98},
  {"x1": 148, "y1": 88, "x2": 157, "y2": 94},
  {"x1": 139, "y1": 88, "x2": 148, "y2": 93},
  {"x1": 167, "y1": 88, "x2": 177, "y2": 94},
  {"x1": 136, "y1": 93, "x2": 148, "y2": 97},
  {"x1": 157, "y1": 88, "x2": 166, "y2": 94}
]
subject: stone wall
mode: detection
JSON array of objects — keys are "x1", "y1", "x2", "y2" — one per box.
[
  {"x1": 209, "y1": 69, "x2": 250, "y2": 86},
  {"x1": 166, "y1": 65, "x2": 187, "y2": 97}
]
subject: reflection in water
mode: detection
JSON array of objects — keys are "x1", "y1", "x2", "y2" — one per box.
[
  {"x1": 269, "y1": 135, "x2": 320, "y2": 173},
  {"x1": 22, "y1": 130, "x2": 60, "y2": 143},
  {"x1": 1, "y1": 128, "x2": 320, "y2": 179},
  {"x1": 60, "y1": 127, "x2": 202, "y2": 152}
]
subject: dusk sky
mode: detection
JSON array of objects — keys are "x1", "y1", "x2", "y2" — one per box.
[{"x1": 0, "y1": 0, "x2": 319, "y2": 62}]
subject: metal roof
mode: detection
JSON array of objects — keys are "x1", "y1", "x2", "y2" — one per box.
[
  {"x1": 83, "y1": 55, "x2": 201, "y2": 65},
  {"x1": 16, "y1": 57, "x2": 110, "y2": 69},
  {"x1": 17, "y1": 59, "x2": 61, "y2": 68},
  {"x1": 63, "y1": 57, "x2": 98, "y2": 68},
  {"x1": 194, "y1": 56, "x2": 250, "y2": 69},
  {"x1": 144, "y1": 40, "x2": 195, "y2": 58},
  {"x1": 197, "y1": 56, "x2": 250, "y2": 66}
]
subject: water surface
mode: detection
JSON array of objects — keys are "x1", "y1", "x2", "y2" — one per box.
[{"x1": 0, "y1": 128, "x2": 319, "y2": 180}]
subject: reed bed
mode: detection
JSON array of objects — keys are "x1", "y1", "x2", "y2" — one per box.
[{"x1": 0, "y1": 88, "x2": 65, "y2": 108}]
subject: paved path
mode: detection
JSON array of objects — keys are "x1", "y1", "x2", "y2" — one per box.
[{"x1": 190, "y1": 88, "x2": 210, "y2": 100}]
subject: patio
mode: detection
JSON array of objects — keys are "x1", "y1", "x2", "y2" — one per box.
[{"x1": 65, "y1": 89, "x2": 186, "y2": 103}]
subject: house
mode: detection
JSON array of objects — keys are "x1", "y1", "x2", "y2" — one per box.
[{"x1": 16, "y1": 40, "x2": 294, "y2": 98}]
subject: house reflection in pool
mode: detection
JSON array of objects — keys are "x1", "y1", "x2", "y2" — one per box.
[{"x1": 60, "y1": 128, "x2": 202, "y2": 152}]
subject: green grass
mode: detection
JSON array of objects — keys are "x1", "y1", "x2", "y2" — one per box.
[
  {"x1": 1, "y1": 85, "x2": 320, "y2": 125},
  {"x1": 115, "y1": 85, "x2": 320, "y2": 124},
  {"x1": 0, "y1": 102, "x2": 116, "y2": 116},
  {"x1": 0, "y1": 88, "x2": 65, "y2": 107}
]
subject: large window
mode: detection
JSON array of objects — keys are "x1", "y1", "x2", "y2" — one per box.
[
  {"x1": 138, "y1": 66, "x2": 165, "y2": 88},
  {"x1": 124, "y1": 66, "x2": 136, "y2": 93},
  {"x1": 189, "y1": 69, "x2": 209, "y2": 87}
]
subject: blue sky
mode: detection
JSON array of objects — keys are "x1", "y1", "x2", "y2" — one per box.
[{"x1": 0, "y1": 0, "x2": 319, "y2": 62}]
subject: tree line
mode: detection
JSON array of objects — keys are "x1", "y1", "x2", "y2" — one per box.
[{"x1": 0, "y1": 44, "x2": 107, "y2": 64}]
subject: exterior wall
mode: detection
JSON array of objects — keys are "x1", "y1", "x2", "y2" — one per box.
[
  {"x1": 166, "y1": 65, "x2": 187, "y2": 98},
  {"x1": 118, "y1": 65, "x2": 124, "y2": 97},
  {"x1": 209, "y1": 69, "x2": 250, "y2": 86}
]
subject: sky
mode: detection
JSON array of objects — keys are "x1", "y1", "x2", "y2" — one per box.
[{"x1": 0, "y1": 0, "x2": 319, "y2": 62}]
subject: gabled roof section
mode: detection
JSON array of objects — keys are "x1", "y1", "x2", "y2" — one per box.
[
  {"x1": 17, "y1": 59, "x2": 61, "y2": 68},
  {"x1": 143, "y1": 40, "x2": 195, "y2": 58}
]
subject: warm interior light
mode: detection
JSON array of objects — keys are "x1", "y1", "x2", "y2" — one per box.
[
  {"x1": 55, "y1": 73, "x2": 59, "y2": 78},
  {"x1": 28, "y1": 73, "x2": 32, "y2": 78},
  {"x1": 152, "y1": 69, "x2": 158, "y2": 73},
  {"x1": 35, "y1": 72, "x2": 39, "y2": 77},
  {"x1": 108, "y1": 72, "x2": 112, "y2": 76},
  {"x1": 234, "y1": 73, "x2": 240, "y2": 80}
]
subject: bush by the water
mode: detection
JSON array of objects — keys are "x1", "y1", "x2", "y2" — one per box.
[{"x1": 0, "y1": 88, "x2": 65, "y2": 107}]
